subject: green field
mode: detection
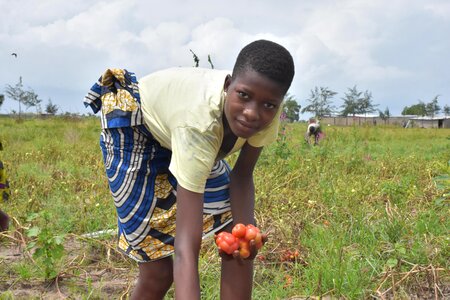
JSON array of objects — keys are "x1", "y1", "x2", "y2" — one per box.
[{"x1": 0, "y1": 116, "x2": 449, "y2": 299}]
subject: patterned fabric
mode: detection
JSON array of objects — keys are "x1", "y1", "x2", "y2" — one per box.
[
  {"x1": 0, "y1": 162, "x2": 9, "y2": 202},
  {"x1": 83, "y1": 68, "x2": 144, "y2": 128},
  {"x1": 100, "y1": 125, "x2": 233, "y2": 262},
  {"x1": 0, "y1": 142, "x2": 10, "y2": 202}
]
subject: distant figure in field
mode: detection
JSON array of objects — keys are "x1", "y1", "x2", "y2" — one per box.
[
  {"x1": 305, "y1": 118, "x2": 322, "y2": 145},
  {"x1": 0, "y1": 141, "x2": 10, "y2": 231}
]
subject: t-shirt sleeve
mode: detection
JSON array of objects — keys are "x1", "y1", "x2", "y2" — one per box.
[
  {"x1": 169, "y1": 126, "x2": 220, "y2": 193},
  {"x1": 247, "y1": 108, "x2": 282, "y2": 148}
]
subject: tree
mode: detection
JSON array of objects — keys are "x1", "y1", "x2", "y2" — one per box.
[
  {"x1": 4, "y1": 77, "x2": 42, "y2": 116},
  {"x1": 23, "y1": 89, "x2": 42, "y2": 113},
  {"x1": 282, "y1": 93, "x2": 300, "y2": 122},
  {"x1": 425, "y1": 95, "x2": 440, "y2": 117},
  {"x1": 358, "y1": 90, "x2": 378, "y2": 116},
  {"x1": 402, "y1": 101, "x2": 427, "y2": 116},
  {"x1": 379, "y1": 107, "x2": 390, "y2": 124},
  {"x1": 301, "y1": 86, "x2": 337, "y2": 117},
  {"x1": 0, "y1": 94, "x2": 4, "y2": 109},
  {"x1": 340, "y1": 85, "x2": 362, "y2": 116},
  {"x1": 443, "y1": 104, "x2": 450, "y2": 116},
  {"x1": 45, "y1": 98, "x2": 59, "y2": 115}
]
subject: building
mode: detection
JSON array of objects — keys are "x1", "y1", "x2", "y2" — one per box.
[
  {"x1": 320, "y1": 115, "x2": 450, "y2": 128},
  {"x1": 406, "y1": 116, "x2": 450, "y2": 128}
]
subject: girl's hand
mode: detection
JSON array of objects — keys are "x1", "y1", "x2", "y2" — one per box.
[
  {"x1": 218, "y1": 233, "x2": 268, "y2": 261},
  {"x1": 216, "y1": 224, "x2": 268, "y2": 262}
]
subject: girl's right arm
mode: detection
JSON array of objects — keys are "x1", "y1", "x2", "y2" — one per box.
[{"x1": 173, "y1": 185, "x2": 204, "y2": 300}]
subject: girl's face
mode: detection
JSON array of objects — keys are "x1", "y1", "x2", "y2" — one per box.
[{"x1": 223, "y1": 69, "x2": 285, "y2": 139}]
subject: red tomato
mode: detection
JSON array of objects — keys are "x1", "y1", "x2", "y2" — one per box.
[
  {"x1": 215, "y1": 232, "x2": 238, "y2": 255},
  {"x1": 239, "y1": 239, "x2": 251, "y2": 258},
  {"x1": 215, "y1": 231, "x2": 226, "y2": 240},
  {"x1": 247, "y1": 224, "x2": 260, "y2": 233},
  {"x1": 215, "y1": 232, "x2": 226, "y2": 247},
  {"x1": 254, "y1": 232, "x2": 263, "y2": 249},
  {"x1": 232, "y1": 223, "x2": 247, "y2": 238},
  {"x1": 254, "y1": 232, "x2": 262, "y2": 244},
  {"x1": 217, "y1": 241, "x2": 232, "y2": 254},
  {"x1": 222, "y1": 232, "x2": 237, "y2": 245},
  {"x1": 244, "y1": 225, "x2": 258, "y2": 241}
]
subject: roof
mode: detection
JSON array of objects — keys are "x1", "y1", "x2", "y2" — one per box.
[{"x1": 409, "y1": 115, "x2": 450, "y2": 120}]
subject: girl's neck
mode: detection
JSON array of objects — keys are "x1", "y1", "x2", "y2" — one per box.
[{"x1": 219, "y1": 113, "x2": 238, "y2": 157}]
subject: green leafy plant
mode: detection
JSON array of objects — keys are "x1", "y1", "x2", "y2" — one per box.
[
  {"x1": 433, "y1": 173, "x2": 450, "y2": 207},
  {"x1": 26, "y1": 211, "x2": 65, "y2": 280},
  {"x1": 274, "y1": 124, "x2": 291, "y2": 159}
]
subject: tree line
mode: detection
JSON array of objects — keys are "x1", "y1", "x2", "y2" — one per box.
[
  {"x1": 0, "y1": 50, "x2": 216, "y2": 116},
  {"x1": 282, "y1": 86, "x2": 450, "y2": 122},
  {"x1": 1, "y1": 72, "x2": 449, "y2": 121},
  {"x1": 0, "y1": 77, "x2": 58, "y2": 116}
]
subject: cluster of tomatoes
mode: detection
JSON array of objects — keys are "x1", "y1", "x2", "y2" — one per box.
[
  {"x1": 280, "y1": 249, "x2": 300, "y2": 262},
  {"x1": 215, "y1": 223, "x2": 263, "y2": 258}
]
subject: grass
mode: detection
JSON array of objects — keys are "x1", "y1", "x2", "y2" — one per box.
[{"x1": 0, "y1": 116, "x2": 449, "y2": 299}]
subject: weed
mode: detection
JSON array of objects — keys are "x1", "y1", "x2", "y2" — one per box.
[{"x1": 26, "y1": 211, "x2": 66, "y2": 280}]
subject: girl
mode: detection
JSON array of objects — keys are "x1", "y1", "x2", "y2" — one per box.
[{"x1": 84, "y1": 39, "x2": 295, "y2": 299}]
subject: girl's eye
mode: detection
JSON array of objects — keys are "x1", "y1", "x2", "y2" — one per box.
[
  {"x1": 238, "y1": 91, "x2": 249, "y2": 99},
  {"x1": 264, "y1": 103, "x2": 277, "y2": 109}
]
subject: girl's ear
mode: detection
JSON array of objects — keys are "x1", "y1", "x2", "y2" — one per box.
[{"x1": 223, "y1": 74, "x2": 232, "y2": 92}]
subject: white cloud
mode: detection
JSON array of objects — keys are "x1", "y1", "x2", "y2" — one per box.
[
  {"x1": 424, "y1": 1, "x2": 450, "y2": 18},
  {"x1": 1, "y1": 0, "x2": 449, "y2": 115}
]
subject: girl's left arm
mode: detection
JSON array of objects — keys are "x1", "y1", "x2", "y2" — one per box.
[{"x1": 229, "y1": 142, "x2": 263, "y2": 225}]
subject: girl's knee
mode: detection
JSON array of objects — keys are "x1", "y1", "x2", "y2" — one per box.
[
  {"x1": 132, "y1": 258, "x2": 173, "y2": 299},
  {"x1": 139, "y1": 257, "x2": 173, "y2": 285}
]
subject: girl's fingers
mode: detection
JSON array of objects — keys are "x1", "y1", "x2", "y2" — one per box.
[
  {"x1": 262, "y1": 233, "x2": 268, "y2": 245},
  {"x1": 248, "y1": 239, "x2": 258, "y2": 259},
  {"x1": 232, "y1": 250, "x2": 245, "y2": 265}
]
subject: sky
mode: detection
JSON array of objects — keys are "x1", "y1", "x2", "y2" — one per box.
[{"x1": 1, "y1": 0, "x2": 449, "y2": 118}]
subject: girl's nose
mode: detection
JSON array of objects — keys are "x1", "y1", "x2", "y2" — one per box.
[{"x1": 243, "y1": 102, "x2": 259, "y2": 121}]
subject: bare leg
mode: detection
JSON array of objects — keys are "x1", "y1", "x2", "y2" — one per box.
[
  {"x1": 0, "y1": 209, "x2": 9, "y2": 232},
  {"x1": 131, "y1": 256, "x2": 174, "y2": 300}
]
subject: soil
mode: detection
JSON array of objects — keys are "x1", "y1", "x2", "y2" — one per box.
[
  {"x1": 0, "y1": 235, "x2": 137, "y2": 299},
  {"x1": 1, "y1": 236, "x2": 449, "y2": 299}
]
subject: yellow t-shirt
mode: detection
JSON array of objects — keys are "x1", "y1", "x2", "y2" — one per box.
[{"x1": 139, "y1": 67, "x2": 280, "y2": 193}]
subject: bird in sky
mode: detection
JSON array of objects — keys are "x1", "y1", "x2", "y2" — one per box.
[{"x1": 11, "y1": 53, "x2": 17, "y2": 58}]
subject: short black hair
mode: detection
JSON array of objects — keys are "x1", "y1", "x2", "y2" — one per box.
[{"x1": 232, "y1": 40, "x2": 295, "y2": 94}]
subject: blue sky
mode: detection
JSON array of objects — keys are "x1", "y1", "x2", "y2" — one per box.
[{"x1": 1, "y1": 0, "x2": 449, "y2": 117}]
